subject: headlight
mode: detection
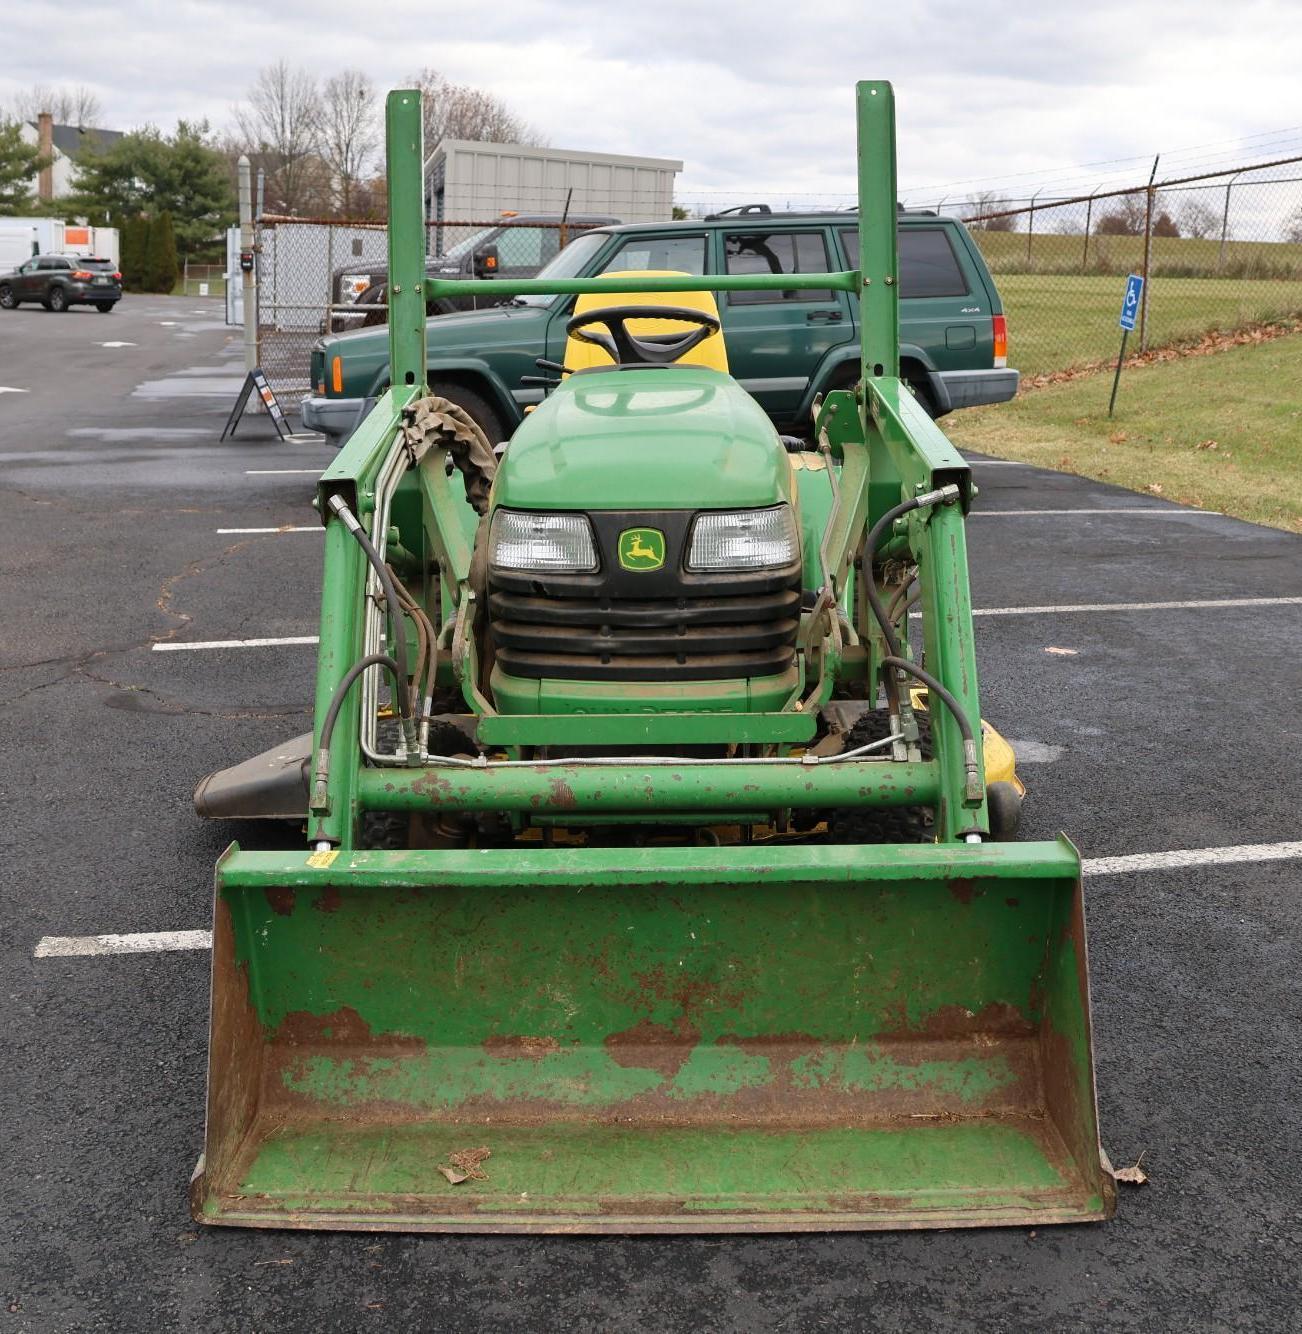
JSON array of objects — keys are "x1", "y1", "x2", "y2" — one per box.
[
  {"x1": 688, "y1": 505, "x2": 799, "y2": 571},
  {"x1": 489, "y1": 510, "x2": 598, "y2": 573},
  {"x1": 341, "y1": 274, "x2": 372, "y2": 302}
]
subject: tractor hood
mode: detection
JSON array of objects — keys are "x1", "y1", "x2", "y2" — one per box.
[{"x1": 492, "y1": 365, "x2": 790, "y2": 512}]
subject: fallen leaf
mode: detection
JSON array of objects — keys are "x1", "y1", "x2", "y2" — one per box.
[
  {"x1": 1108, "y1": 431, "x2": 1128, "y2": 444},
  {"x1": 1195, "y1": 438, "x2": 1218, "y2": 451},
  {"x1": 449, "y1": 1146, "x2": 492, "y2": 1180},
  {"x1": 1144, "y1": 483, "x2": 1164, "y2": 495},
  {"x1": 1113, "y1": 1150, "x2": 1149, "y2": 1185},
  {"x1": 438, "y1": 1165, "x2": 469, "y2": 1184}
]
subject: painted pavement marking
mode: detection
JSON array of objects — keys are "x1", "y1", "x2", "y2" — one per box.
[
  {"x1": 32, "y1": 842, "x2": 1302, "y2": 958},
  {"x1": 151, "y1": 635, "x2": 318, "y2": 652}
]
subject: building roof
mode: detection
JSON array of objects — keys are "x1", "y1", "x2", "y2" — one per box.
[{"x1": 28, "y1": 122, "x2": 125, "y2": 159}]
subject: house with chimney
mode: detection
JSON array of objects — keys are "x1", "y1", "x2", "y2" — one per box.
[{"x1": 19, "y1": 112, "x2": 124, "y2": 201}]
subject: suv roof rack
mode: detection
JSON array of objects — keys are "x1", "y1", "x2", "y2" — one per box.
[
  {"x1": 698, "y1": 204, "x2": 942, "y2": 222},
  {"x1": 703, "y1": 204, "x2": 773, "y2": 220}
]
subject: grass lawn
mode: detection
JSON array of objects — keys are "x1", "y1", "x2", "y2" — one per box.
[
  {"x1": 974, "y1": 229, "x2": 1302, "y2": 281},
  {"x1": 999, "y1": 273, "x2": 1302, "y2": 377},
  {"x1": 947, "y1": 332, "x2": 1302, "y2": 532}
]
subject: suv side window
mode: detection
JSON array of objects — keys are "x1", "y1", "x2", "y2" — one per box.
[
  {"x1": 598, "y1": 233, "x2": 707, "y2": 275},
  {"x1": 496, "y1": 226, "x2": 551, "y2": 268},
  {"x1": 37, "y1": 257, "x2": 64, "y2": 270},
  {"x1": 723, "y1": 230, "x2": 832, "y2": 304},
  {"x1": 839, "y1": 227, "x2": 969, "y2": 299}
]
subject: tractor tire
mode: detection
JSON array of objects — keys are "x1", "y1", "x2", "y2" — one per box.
[
  {"x1": 429, "y1": 381, "x2": 507, "y2": 447},
  {"x1": 905, "y1": 377, "x2": 938, "y2": 418},
  {"x1": 826, "y1": 708, "x2": 935, "y2": 844},
  {"x1": 0, "y1": 283, "x2": 16, "y2": 309},
  {"x1": 47, "y1": 286, "x2": 68, "y2": 312}
]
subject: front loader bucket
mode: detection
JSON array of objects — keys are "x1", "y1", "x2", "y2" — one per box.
[{"x1": 192, "y1": 838, "x2": 1114, "y2": 1233}]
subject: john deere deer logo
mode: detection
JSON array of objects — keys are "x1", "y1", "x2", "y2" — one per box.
[{"x1": 618, "y1": 527, "x2": 666, "y2": 571}]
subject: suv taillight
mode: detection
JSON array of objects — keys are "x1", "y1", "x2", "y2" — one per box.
[
  {"x1": 71, "y1": 269, "x2": 93, "y2": 280},
  {"x1": 992, "y1": 314, "x2": 1007, "y2": 367}
]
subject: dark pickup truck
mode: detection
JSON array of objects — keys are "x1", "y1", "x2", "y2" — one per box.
[
  {"x1": 306, "y1": 208, "x2": 1017, "y2": 440},
  {"x1": 328, "y1": 213, "x2": 619, "y2": 331}
]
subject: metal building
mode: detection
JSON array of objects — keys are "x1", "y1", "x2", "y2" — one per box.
[{"x1": 425, "y1": 140, "x2": 682, "y2": 225}]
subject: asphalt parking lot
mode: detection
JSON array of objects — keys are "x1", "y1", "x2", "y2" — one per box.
[{"x1": 2, "y1": 294, "x2": 1299, "y2": 1333}]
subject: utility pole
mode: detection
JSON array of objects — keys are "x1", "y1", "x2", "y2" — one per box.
[{"x1": 238, "y1": 155, "x2": 257, "y2": 375}]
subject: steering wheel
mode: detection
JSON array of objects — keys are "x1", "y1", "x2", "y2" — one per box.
[{"x1": 566, "y1": 305, "x2": 720, "y2": 366}]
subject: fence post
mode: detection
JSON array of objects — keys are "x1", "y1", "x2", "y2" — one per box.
[
  {"x1": 1217, "y1": 170, "x2": 1242, "y2": 273},
  {"x1": 326, "y1": 222, "x2": 335, "y2": 336},
  {"x1": 1138, "y1": 156, "x2": 1159, "y2": 352},
  {"x1": 1082, "y1": 185, "x2": 1102, "y2": 273},
  {"x1": 1026, "y1": 188, "x2": 1042, "y2": 265},
  {"x1": 238, "y1": 154, "x2": 257, "y2": 375}
]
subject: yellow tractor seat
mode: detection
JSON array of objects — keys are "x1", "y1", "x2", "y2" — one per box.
[{"x1": 564, "y1": 270, "x2": 729, "y2": 374}]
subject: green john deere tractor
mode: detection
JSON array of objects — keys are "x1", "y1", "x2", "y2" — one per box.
[{"x1": 190, "y1": 82, "x2": 1113, "y2": 1232}]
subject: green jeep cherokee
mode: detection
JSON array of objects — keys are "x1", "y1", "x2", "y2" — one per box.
[{"x1": 304, "y1": 209, "x2": 1015, "y2": 442}]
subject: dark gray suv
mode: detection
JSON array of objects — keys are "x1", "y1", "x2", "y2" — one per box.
[{"x1": 0, "y1": 254, "x2": 122, "y2": 313}]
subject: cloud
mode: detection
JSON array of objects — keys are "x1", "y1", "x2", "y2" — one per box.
[{"x1": 2, "y1": 0, "x2": 1298, "y2": 213}]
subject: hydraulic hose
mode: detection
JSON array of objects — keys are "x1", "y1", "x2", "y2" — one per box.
[
  {"x1": 862, "y1": 487, "x2": 957, "y2": 662},
  {"x1": 860, "y1": 485, "x2": 982, "y2": 807},
  {"x1": 311, "y1": 653, "x2": 403, "y2": 812},
  {"x1": 326, "y1": 494, "x2": 419, "y2": 759},
  {"x1": 881, "y1": 656, "x2": 983, "y2": 803}
]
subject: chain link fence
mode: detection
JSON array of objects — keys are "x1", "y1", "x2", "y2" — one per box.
[
  {"x1": 253, "y1": 217, "x2": 606, "y2": 403},
  {"x1": 957, "y1": 157, "x2": 1302, "y2": 378}
]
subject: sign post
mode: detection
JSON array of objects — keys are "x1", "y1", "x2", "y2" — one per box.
[{"x1": 1108, "y1": 273, "x2": 1144, "y2": 418}]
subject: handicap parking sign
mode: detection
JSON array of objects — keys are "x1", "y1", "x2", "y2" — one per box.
[{"x1": 1119, "y1": 274, "x2": 1144, "y2": 331}]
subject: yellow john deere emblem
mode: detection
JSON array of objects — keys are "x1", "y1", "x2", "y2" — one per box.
[{"x1": 618, "y1": 527, "x2": 666, "y2": 572}]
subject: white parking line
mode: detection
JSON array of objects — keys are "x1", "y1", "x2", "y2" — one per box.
[
  {"x1": 151, "y1": 635, "x2": 318, "y2": 652},
  {"x1": 215, "y1": 525, "x2": 319, "y2": 534},
  {"x1": 0, "y1": 386, "x2": 29, "y2": 394},
  {"x1": 245, "y1": 469, "x2": 322, "y2": 476},
  {"x1": 972, "y1": 507, "x2": 1221, "y2": 517},
  {"x1": 35, "y1": 930, "x2": 212, "y2": 957},
  {"x1": 160, "y1": 597, "x2": 1300, "y2": 654},
  {"x1": 970, "y1": 596, "x2": 1302, "y2": 617},
  {"x1": 1084, "y1": 841, "x2": 1302, "y2": 876},
  {"x1": 32, "y1": 840, "x2": 1302, "y2": 958}
]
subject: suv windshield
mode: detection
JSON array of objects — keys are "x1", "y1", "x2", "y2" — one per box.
[
  {"x1": 442, "y1": 226, "x2": 499, "y2": 260},
  {"x1": 513, "y1": 231, "x2": 609, "y2": 307}
]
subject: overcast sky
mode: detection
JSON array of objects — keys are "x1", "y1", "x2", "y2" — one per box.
[{"x1": 4, "y1": 0, "x2": 1301, "y2": 208}]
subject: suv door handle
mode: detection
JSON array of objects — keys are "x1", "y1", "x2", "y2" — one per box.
[{"x1": 806, "y1": 310, "x2": 843, "y2": 323}]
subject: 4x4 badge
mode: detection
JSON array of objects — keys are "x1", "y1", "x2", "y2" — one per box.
[{"x1": 618, "y1": 527, "x2": 666, "y2": 572}]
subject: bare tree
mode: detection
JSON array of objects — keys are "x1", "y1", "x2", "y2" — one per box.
[
  {"x1": 966, "y1": 190, "x2": 1015, "y2": 232},
  {"x1": 320, "y1": 70, "x2": 378, "y2": 216},
  {"x1": 1179, "y1": 197, "x2": 1219, "y2": 240},
  {"x1": 235, "y1": 62, "x2": 323, "y2": 215},
  {"x1": 1095, "y1": 190, "x2": 1157, "y2": 236},
  {"x1": 409, "y1": 68, "x2": 543, "y2": 149},
  {"x1": 1285, "y1": 204, "x2": 1302, "y2": 245},
  {"x1": 12, "y1": 84, "x2": 102, "y2": 126}
]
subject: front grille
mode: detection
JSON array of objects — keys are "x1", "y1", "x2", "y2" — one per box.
[{"x1": 489, "y1": 586, "x2": 801, "y2": 681}]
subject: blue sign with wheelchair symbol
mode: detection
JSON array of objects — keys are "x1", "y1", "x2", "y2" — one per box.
[{"x1": 1119, "y1": 274, "x2": 1144, "y2": 331}]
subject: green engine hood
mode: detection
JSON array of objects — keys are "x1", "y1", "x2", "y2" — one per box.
[{"x1": 492, "y1": 366, "x2": 791, "y2": 512}]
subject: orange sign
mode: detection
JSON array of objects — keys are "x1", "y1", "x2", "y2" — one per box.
[{"x1": 65, "y1": 226, "x2": 90, "y2": 246}]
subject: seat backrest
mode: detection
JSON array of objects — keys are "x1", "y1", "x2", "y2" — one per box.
[{"x1": 564, "y1": 270, "x2": 729, "y2": 374}]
